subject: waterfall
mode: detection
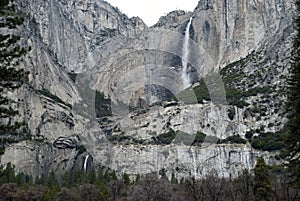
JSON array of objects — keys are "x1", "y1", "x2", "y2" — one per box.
[
  {"x1": 181, "y1": 17, "x2": 193, "y2": 89},
  {"x1": 191, "y1": 149, "x2": 197, "y2": 179},
  {"x1": 84, "y1": 155, "x2": 89, "y2": 172}
]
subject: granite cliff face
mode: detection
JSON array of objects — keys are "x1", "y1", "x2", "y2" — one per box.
[
  {"x1": 0, "y1": 0, "x2": 295, "y2": 180},
  {"x1": 94, "y1": 0, "x2": 293, "y2": 107},
  {"x1": 0, "y1": 0, "x2": 147, "y2": 178},
  {"x1": 19, "y1": 0, "x2": 147, "y2": 73}
]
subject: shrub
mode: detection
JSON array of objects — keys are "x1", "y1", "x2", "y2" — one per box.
[
  {"x1": 68, "y1": 72, "x2": 77, "y2": 83},
  {"x1": 38, "y1": 89, "x2": 72, "y2": 108},
  {"x1": 245, "y1": 130, "x2": 254, "y2": 140},
  {"x1": 155, "y1": 129, "x2": 176, "y2": 145},
  {"x1": 175, "y1": 79, "x2": 210, "y2": 104},
  {"x1": 109, "y1": 135, "x2": 131, "y2": 143},
  {"x1": 192, "y1": 131, "x2": 206, "y2": 145},
  {"x1": 220, "y1": 135, "x2": 247, "y2": 144},
  {"x1": 251, "y1": 131, "x2": 286, "y2": 151},
  {"x1": 227, "y1": 107, "x2": 235, "y2": 120}
]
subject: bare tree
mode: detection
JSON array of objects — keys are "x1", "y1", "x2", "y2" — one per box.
[
  {"x1": 234, "y1": 169, "x2": 254, "y2": 201},
  {"x1": 271, "y1": 173, "x2": 299, "y2": 201},
  {"x1": 109, "y1": 180, "x2": 124, "y2": 201},
  {"x1": 183, "y1": 179, "x2": 206, "y2": 201},
  {"x1": 129, "y1": 174, "x2": 174, "y2": 201},
  {"x1": 202, "y1": 170, "x2": 225, "y2": 201}
]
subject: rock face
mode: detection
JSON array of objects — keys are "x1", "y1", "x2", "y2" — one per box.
[
  {"x1": 156, "y1": 0, "x2": 294, "y2": 69},
  {"x1": 0, "y1": 0, "x2": 295, "y2": 180},
  {"x1": 93, "y1": 144, "x2": 277, "y2": 180},
  {"x1": 18, "y1": 0, "x2": 147, "y2": 73},
  {"x1": 93, "y1": 0, "x2": 294, "y2": 107}
]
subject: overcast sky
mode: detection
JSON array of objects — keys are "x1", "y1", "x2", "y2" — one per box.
[{"x1": 105, "y1": 0, "x2": 199, "y2": 26}]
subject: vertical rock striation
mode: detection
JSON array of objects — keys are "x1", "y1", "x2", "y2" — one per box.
[{"x1": 0, "y1": 0, "x2": 295, "y2": 179}]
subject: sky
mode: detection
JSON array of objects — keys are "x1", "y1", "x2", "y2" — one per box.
[{"x1": 105, "y1": 0, "x2": 199, "y2": 26}]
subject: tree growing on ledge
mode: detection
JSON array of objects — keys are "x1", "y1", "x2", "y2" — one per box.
[
  {"x1": 253, "y1": 157, "x2": 271, "y2": 201},
  {"x1": 285, "y1": 0, "x2": 300, "y2": 188}
]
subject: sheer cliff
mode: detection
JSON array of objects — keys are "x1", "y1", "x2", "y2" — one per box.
[{"x1": 0, "y1": 0, "x2": 295, "y2": 180}]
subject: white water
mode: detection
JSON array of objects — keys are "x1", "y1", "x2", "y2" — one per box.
[
  {"x1": 181, "y1": 17, "x2": 193, "y2": 89},
  {"x1": 191, "y1": 149, "x2": 198, "y2": 179},
  {"x1": 84, "y1": 155, "x2": 89, "y2": 172}
]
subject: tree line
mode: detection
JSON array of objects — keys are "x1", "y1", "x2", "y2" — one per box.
[{"x1": 0, "y1": 158, "x2": 298, "y2": 201}]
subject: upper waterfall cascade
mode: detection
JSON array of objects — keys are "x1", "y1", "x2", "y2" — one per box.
[{"x1": 181, "y1": 17, "x2": 193, "y2": 89}]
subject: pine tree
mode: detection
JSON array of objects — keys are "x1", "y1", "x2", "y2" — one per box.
[
  {"x1": 47, "y1": 171, "x2": 59, "y2": 188},
  {"x1": 0, "y1": 0, "x2": 30, "y2": 155},
  {"x1": 253, "y1": 157, "x2": 271, "y2": 201},
  {"x1": 284, "y1": 0, "x2": 300, "y2": 188},
  {"x1": 123, "y1": 173, "x2": 130, "y2": 185},
  {"x1": 171, "y1": 172, "x2": 178, "y2": 184}
]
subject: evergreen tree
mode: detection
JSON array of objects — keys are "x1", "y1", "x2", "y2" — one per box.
[
  {"x1": 35, "y1": 173, "x2": 46, "y2": 185},
  {"x1": 88, "y1": 169, "x2": 97, "y2": 184},
  {"x1": 171, "y1": 172, "x2": 178, "y2": 184},
  {"x1": 253, "y1": 157, "x2": 271, "y2": 201},
  {"x1": 47, "y1": 171, "x2": 59, "y2": 188},
  {"x1": 0, "y1": 162, "x2": 16, "y2": 184},
  {"x1": 135, "y1": 174, "x2": 140, "y2": 184},
  {"x1": 0, "y1": 0, "x2": 30, "y2": 155},
  {"x1": 284, "y1": 0, "x2": 300, "y2": 188},
  {"x1": 123, "y1": 173, "x2": 130, "y2": 185}
]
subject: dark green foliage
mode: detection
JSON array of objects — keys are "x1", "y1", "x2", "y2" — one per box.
[
  {"x1": 251, "y1": 131, "x2": 286, "y2": 151},
  {"x1": 0, "y1": 162, "x2": 299, "y2": 201},
  {"x1": 0, "y1": 144, "x2": 5, "y2": 155},
  {"x1": 192, "y1": 78, "x2": 211, "y2": 103},
  {"x1": 95, "y1": 91, "x2": 112, "y2": 117},
  {"x1": 221, "y1": 135, "x2": 247, "y2": 144},
  {"x1": 155, "y1": 129, "x2": 176, "y2": 144},
  {"x1": 228, "y1": 107, "x2": 236, "y2": 120},
  {"x1": 175, "y1": 55, "x2": 272, "y2": 108},
  {"x1": 175, "y1": 78, "x2": 210, "y2": 104},
  {"x1": 0, "y1": 0, "x2": 24, "y2": 29},
  {"x1": 254, "y1": 157, "x2": 271, "y2": 201},
  {"x1": 229, "y1": 99, "x2": 250, "y2": 108},
  {"x1": 245, "y1": 130, "x2": 254, "y2": 140},
  {"x1": 0, "y1": 0, "x2": 10, "y2": 9},
  {"x1": 0, "y1": 2, "x2": 30, "y2": 155},
  {"x1": 192, "y1": 131, "x2": 206, "y2": 145},
  {"x1": 67, "y1": 72, "x2": 77, "y2": 83},
  {"x1": 77, "y1": 144, "x2": 87, "y2": 155},
  {"x1": 220, "y1": 58, "x2": 249, "y2": 108},
  {"x1": 4, "y1": 16, "x2": 24, "y2": 28},
  {"x1": 109, "y1": 135, "x2": 131, "y2": 143},
  {"x1": 171, "y1": 173, "x2": 178, "y2": 184},
  {"x1": 284, "y1": 0, "x2": 300, "y2": 188},
  {"x1": 190, "y1": 131, "x2": 221, "y2": 145},
  {"x1": 0, "y1": 162, "x2": 32, "y2": 186},
  {"x1": 100, "y1": 28, "x2": 117, "y2": 37},
  {"x1": 123, "y1": 173, "x2": 130, "y2": 185},
  {"x1": 0, "y1": 68, "x2": 28, "y2": 87},
  {"x1": 242, "y1": 87, "x2": 273, "y2": 98},
  {"x1": 219, "y1": 57, "x2": 274, "y2": 108},
  {"x1": 38, "y1": 89, "x2": 72, "y2": 108},
  {"x1": 135, "y1": 174, "x2": 140, "y2": 184},
  {"x1": 159, "y1": 168, "x2": 167, "y2": 179}
]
